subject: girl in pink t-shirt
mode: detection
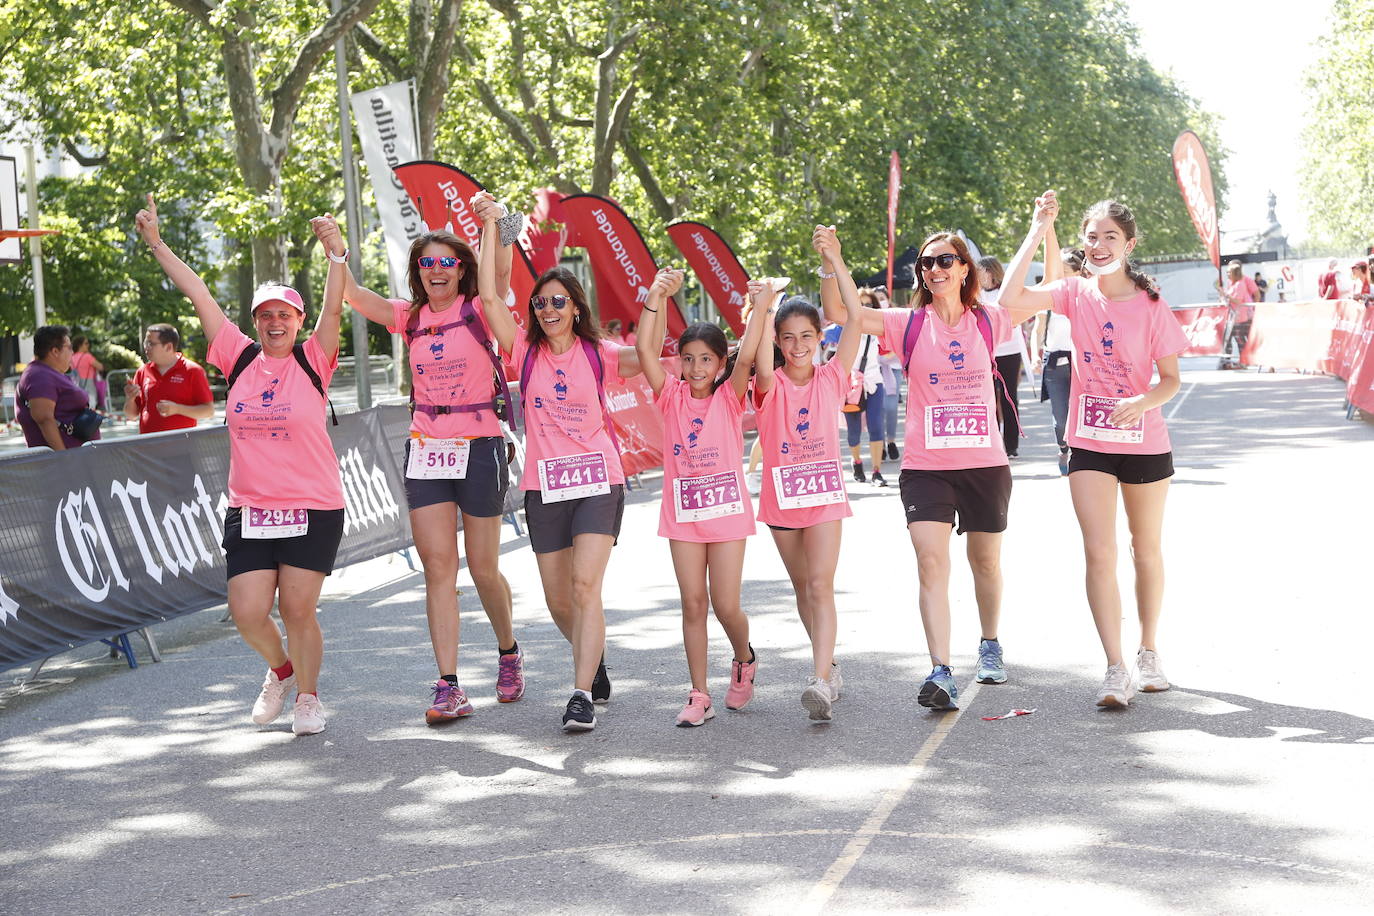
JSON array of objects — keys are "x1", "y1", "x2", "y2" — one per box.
[
  {"x1": 475, "y1": 192, "x2": 646, "y2": 734},
  {"x1": 752, "y1": 226, "x2": 863, "y2": 722},
  {"x1": 315, "y1": 210, "x2": 524, "y2": 727},
  {"x1": 635, "y1": 268, "x2": 771, "y2": 727},
  {"x1": 136, "y1": 193, "x2": 345, "y2": 738},
  {"x1": 1002, "y1": 192, "x2": 1190, "y2": 710},
  {"x1": 821, "y1": 230, "x2": 1018, "y2": 713}
]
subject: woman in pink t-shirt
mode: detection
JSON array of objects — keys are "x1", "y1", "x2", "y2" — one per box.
[
  {"x1": 752, "y1": 225, "x2": 863, "y2": 722},
  {"x1": 634, "y1": 268, "x2": 771, "y2": 727},
  {"x1": 314, "y1": 209, "x2": 524, "y2": 726},
  {"x1": 1002, "y1": 192, "x2": 1190, "y2": 710},
  {"x1": 475, "y1": 192, "x2": 646, "y2": 733},
  {"x1": 136, "y1": 193, "x2": 346, "y2": 737},
  {"x1": 821, "y1": 231, "x2": 1018, "y2": 713}
]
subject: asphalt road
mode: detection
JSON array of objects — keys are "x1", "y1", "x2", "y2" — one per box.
[{"x1": 2, "y1": 360, "x2": 1371, "y2": 915}]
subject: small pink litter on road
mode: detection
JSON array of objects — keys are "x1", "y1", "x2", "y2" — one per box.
[{"x1": 981, "y1": 708, "x2": 1035, "y2": 721}]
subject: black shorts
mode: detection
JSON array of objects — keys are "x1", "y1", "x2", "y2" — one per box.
[
  {"x1": 1068, "y1": 447, "x2": 1173, "y2": 484},
  {"x1": 403, "y1": 436, "x2": 510, "y2": 517},
  {"x1": 222, "y1": 507, "x2": 346, "y2": 580},
  {"x1": 899, "y1": 466, "x2": 1011, "y2": 534},
  {"x1": 524, "y1": 485, "x2": 625, "y2": 554}
]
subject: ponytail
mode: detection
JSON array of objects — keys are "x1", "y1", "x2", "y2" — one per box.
[{"x1": 1123, "y1": 259, "x2": 1160, "y2": 301}]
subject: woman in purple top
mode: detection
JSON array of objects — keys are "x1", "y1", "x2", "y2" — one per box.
[{"x1": 17, "y1": 325, "x2": 99, "y2": 450}]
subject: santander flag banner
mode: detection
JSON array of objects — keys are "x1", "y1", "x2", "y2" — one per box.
[
  {"x1": 1171, "y1": 130, "x2": 1220, "y2": 269},
  {"x1": 666, "y1": 221, "x2": 748, "y2": 336},
  {"x1": 887, "y1": 151, "x2": 901, "y2": 294},
  {"x1": 391, "y1": 161, "x2": 536, "y2": 332},
  {"x1": 560, "y1": 194, "x2": 686, "y2": 340},
  {"x1": 349, "y1": 81, "x2": 422, "y2": 296}
]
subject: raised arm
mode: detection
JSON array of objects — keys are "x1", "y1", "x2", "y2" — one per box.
[
  {"x1": 727, "y1": 276, "x2": 775, "y2": 400},
  {"x1": 750, "y1": 282, "x2": 780, "y2": 403},
  {"x1": 635, "y1": 268, "x2": 683, "y2": 396},
  {"x1": 310, "y1": 215, "x2": 395, "y2": 325},
  {"x1": 817, "y1": 237, "x2": 884, "y2": 336},
  {"x1": 310, "y1": 215, "x2": 347, "y2": 362},
  {"x1": 815, "y1": 226, "x2": 865, "y2": 372},
  {"x1": 136, "y1": 193, "x2": 228, "y2": 344},
  {"x1": 473, "y1": 192, "x2": 520, "y2": 356},
  {"x1": 1001, "y1": 190, "x2": 1061, "y2": 325}
]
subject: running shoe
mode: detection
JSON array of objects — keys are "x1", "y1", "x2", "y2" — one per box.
[
  {"x1": 745, "y1": 470, "x2": 762, "y2": 496},
  {"x1": 724, "y1": 652, "x2": 757, "y2": 710},
  {"x1": 801, "y1": 676, "x2": 834, "y2": 721},
  {"x1": 591, "y1": 656, "x2": 611, "y2": 705},
  {"x1": 872, "y1": 470, "x2": 888, "y2": 488},
  {"x1": 1136, "y1": 648, "x2": 1171, "y2": 692},
  {"x1": 852, "y1": 461, "x2": 866, "y2": 483},
  {"x1": 562, "y1": 693, "x2": 597, "y2": 732},
  {"x1": 918, "y1": 665, "x2": 959, "y2": 710},
  {"x1": 675, "y1": 689, "x2": 715, "y2": 727},
  {"x1": 1058, "y1": 449, "x2": 1070, "y2": 477},
  {"x1": 291, "y1": 694, "x2": 327, "y2": 736},
  {"x1": 976, "y1": 638, "x2": 1008, "y2": 684},
  {"x1": 426, "y1": 680, "x2": 475, "y2": 724},
  {"x1": 886, "y1": 441, "x2": 899, "y2": 461},
  {"x1": 1095, "y1": 663, "x2": 1136, "y2": 708},
  {"x1": 496, "y1": 648, "x2": 525, "y2": 702},
  {"x1": 829, "y1": 662, "x2": 844, "y2": 701},
  {"x1": 251, "y1": 669, "x2": 296, "y2": 725}
]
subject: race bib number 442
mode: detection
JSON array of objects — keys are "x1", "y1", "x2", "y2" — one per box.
[
  {"x1": 925, "y1": 404, "x2": 990, "y2": 449},
  {"x1": 772, "y1": 460, "x2": 846, "y2": 511},
  {"x1": 538, "y1": 452, "x2": 611, "y2": 503},
  {"x1": 1077, "y1": 394, "x2": 1144, "y2": 444}
]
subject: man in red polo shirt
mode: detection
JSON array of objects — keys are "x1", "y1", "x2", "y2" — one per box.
[{"x1": 124, "y1": 323, "x2": 214, "y2": 433}]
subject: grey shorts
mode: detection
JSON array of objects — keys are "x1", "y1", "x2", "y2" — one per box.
[
  {"x1": 403, "y1": 436, "x2": 510, "y2": 517},
  {"x1": 524, "y1": 485, "x2": 625, "y2": 554}
]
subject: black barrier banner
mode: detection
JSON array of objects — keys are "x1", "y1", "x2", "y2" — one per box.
[{"x1": 0, "y1": 405, "x2": 414, "y2": 670}]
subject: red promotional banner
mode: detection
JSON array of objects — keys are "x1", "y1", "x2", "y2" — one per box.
[
  {"x1": 887, "y1": 150, "x2": 901, "y2": 294},
  {"x1": 1170, "y1": 305, "x2": 1229, "y2": 356},
  {"x1": 1345, "y1": 305, "x2": 1374, "y2": 414},
  {"x1": 1241, "y1": 299, "x2": 1359, "y2": 372},
  {"x1": 560, "y1": 194, "x2": 686, "y2": 341},
  {"x1": 1171, "y1": 131, "x2": 1220, "y2": 269},
  {"x1": 392, "y1": 160, "x2": 537, "y2": 332},
  {"x1": 666, "y1": 221, "x2": 749, "y2": 336},
  {"x1": 1330, "y1": 299, "x2": 1365, "y2": 381},
  {"x1": 603, "y1": 367, "x2": 665, "y2": 477}
]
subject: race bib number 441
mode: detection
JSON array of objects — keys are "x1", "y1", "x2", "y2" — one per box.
[
  {"x1": 407, "y1": 437, "x2": 471, "y2": 479},
  {"x1": 242, "y1": 507, "x2": 308, "y2": 540},
  {"x1": 674, "y1": 471, "x2": 745, "y2": 523},
  {"x1": 538, "y1": 452, "x2": 611, "y2": 503},
  {"x1": 925, "y1": 404, "x2": 990, "y2": 449},
  {"x1": 772, "y1": 460, "x2": 846, "y2": 511},
  {"x1": 1077, "y1": 394, "x2": 1144, "y2": 444}
]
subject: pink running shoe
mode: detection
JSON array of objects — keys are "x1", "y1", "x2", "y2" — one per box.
[
  {"x1": 251, "y1": 669, "x2": 296, "y2": 725},
  {"x1": 425, "y1": 680, "x2": 474, "y2": 724},
  {"x1": 675, "y1": 689, "x2": 715, "y2": 727},
  {"x1": 496, "y1": 648, "x2": 525, "y2": 702},
  {"x1": 724, "y1": 653, "x2": 757, "y2": 710}
]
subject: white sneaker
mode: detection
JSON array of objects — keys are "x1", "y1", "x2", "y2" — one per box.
[
  {"x1": 1136, "y1": 648, "x2": 1170, "y2": 692},
  {"x1": 802, "y1": 677, "x2": 833, "y2": 721},
  {"x1": 745, "y1": 470, "x2": 762, "y2": 496},
  {"x1": 1095, "y1": 663, "x2": 1136, "y2": 708},
  {"x1": 292, "y1": 694, "x2": 327, "y2": 735},
  {"x1": 251, "y1": 670, "x2": 296, "y2": 724},
  {"x1": 829, "y1": 662, "x2": 843, "y2": 701}
]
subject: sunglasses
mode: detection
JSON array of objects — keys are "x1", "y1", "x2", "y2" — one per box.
[
  {"x1": 417, "y1": 256, "x2": 459, "y2": 269},
  {"x1": 532, "y1": 295, "x2": 572, "y2": 311},
  {"x1": 918, "y1": 253, "x2": 965, "y2": 271}
]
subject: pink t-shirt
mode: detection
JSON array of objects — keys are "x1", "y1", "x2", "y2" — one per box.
[
  {"x1": 1050, "y1": 276, "x2": 1190, "y2": 455},
  {"x1": 207, "y1": 323, "x2": 345, "y2": 510},
  {"x1": 388, "y1": 298, "x2": 503, "y2": 438},
  {"x1": 655, "y1": 375, "x2": 755, "y2": 542},
  {"x1": 1225, "y1": 276, "x2": 1259, "y2": 322},
  {"x1": 71, "y1": 351, "x2": 97, "y2": 380},
  {"x1": 881, "y1": 305, "x2": 1013, "y2": 471},
  {"x1": 511, "y1": 336, "x2": 630, "y2": 491},
  {"x1": 753, "y1": 357, "x2": 852, "y2": 528}
]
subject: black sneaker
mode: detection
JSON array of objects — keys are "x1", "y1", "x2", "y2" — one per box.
[
  {"x1": 852, "y1": 461, "x2": 866, "y2": 483},
  {"x1": 561, "y1": 693, "x2": 597, "y2": 732},
  {"x1": 591, "y1": 656, "x2": 611, "y2": 705},
  {"x1": 886, "y1": 441, "x2": 899, "y2": 461},
  {"x1": 872, "y1": 471, "x2": 888, "y2": 488}
]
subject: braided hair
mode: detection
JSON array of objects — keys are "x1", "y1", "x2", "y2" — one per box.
[{"x1": 1081, "y1": 200, "x2": 1160, "y2": 301}]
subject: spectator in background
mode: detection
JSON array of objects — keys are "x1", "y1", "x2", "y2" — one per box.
[
  {"x1": 69, "y1": 335, "x2": 103, "y2": 409},
  {"x1": 1218, "y1": 260, "x2": 1259, "y2": 369},
  {"x1": 624, "y1": 320, "x2": 637, "y2": 346},
  {"x1": 1350, "y1": 261, "x2": 1370, "y2": 302},
  {"x1": 17, "y1": 325, "x2": 99, "y2": 450},
  {"x1": 124, "y1": 322, "x2": 214, "y2": 433},
  {"x1": 1317, "y1": 258, "x2": 1340, "y2": 299},
  {"x1": 1035, "y1": 241, "x2": 1080, "y2": 475},
  {"x1": 605, "y1": 319, "x2": 628, "y2": 346},
  {"x1": 1253, "y1": 271, "x2": 1268, "y2": 302},
  {"x1": 979, "y1": 256, "x2": 1027, "y2": 458}
]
